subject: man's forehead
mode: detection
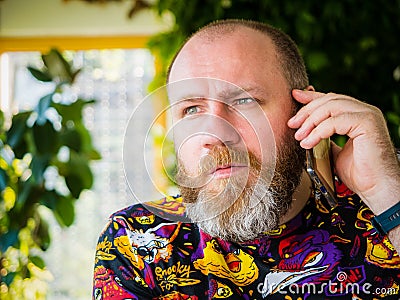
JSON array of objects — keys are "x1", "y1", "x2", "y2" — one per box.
[
  {"x1": 167, "y1": 78, "x2": 256, "y2": 103},
  {"x1": 168, "y1": 27, "x2": 277, "y2": 80},
  {"x1": 166, "y1": 26, "x2": 286, "y2": 106}
]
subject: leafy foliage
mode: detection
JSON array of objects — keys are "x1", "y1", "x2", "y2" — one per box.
[
  {"x1": 144, "y1": 0, "x2": 400, "y2": 146},
  {"x1": 0, "y1": 48, "x2": 100, "y2": 297}
]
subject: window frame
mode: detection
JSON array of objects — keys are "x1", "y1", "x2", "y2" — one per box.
[{"x1": 0, "y1": 35, "x2": 150, "y2": 53}]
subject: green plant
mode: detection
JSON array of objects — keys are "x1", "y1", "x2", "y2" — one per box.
[{"x1": 0, "y1": 48, "x2": 100, "y2": 298}]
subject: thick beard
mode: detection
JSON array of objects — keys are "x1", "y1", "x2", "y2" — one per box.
[{"x1": 176, "y1": 133, "x2": 305, "y2": 243}]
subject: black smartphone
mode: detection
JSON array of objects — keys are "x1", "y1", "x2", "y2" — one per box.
[{"x1": 305, "y1": 138, "x2": 337, "y2": 208}]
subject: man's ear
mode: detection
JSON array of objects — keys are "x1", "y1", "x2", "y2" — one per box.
[{"x1": 305, "y1": 85, "x2": 315, "y2": 92}]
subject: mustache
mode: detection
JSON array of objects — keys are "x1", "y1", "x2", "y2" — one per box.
[
  {"x1": 175, "y1": 146, "x2": 262, "y2": 190},
  {"x1": 198, "y1": 146, "x2": 257, "y2": 175}
]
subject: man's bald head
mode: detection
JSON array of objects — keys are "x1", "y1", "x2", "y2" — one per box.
[
  {"x1": 167, "y1": 20, "x2": 308, "y2": 242},
  {"x1": 167, "y1": 19, "x2": 309, "y2": 91}
]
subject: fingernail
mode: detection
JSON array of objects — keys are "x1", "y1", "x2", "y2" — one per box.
[
  {"x1": 300, "y1": 137, "x2": 312, "y2": 149},
  {"x1": 295, "y1": 127, "x2": 305, "y2": 138}
]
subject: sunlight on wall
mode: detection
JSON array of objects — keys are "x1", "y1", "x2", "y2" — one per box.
[{"x1": 0, "y1": 0, "x2": 172, "y2": 37}]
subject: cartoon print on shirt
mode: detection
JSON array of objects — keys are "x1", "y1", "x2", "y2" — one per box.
[
  {"x1": 155, "y1": 261, "x2": 200, "y2": 292},
  {"x1": 335, "y1": 179, "x2": 356, "y2": 198},
  {"x1": 209, "y1": 279, "x2": 234, "y2": 298},
  {"x1": 95, "y1": 236, "x2": 116, "y2": 264},
  {"x1": 113, "y1": 216, "x2": 181, "y2": 265},
  {"x1": 261, "y1": 229, "x2": 343, "y2": 297},
  {"x1": 93, "y1": 266, "x2": 138, "y2": 300},
  {"x1": 193, "y1": 239, "x2": 259, "y2": 286},
  {"x1": 331, "y1": 212, "x2": 345, "y2": 233},
  {"x1": 145, "y1": 196, "x2": 187, "y2": 217},
  {"x1": 158, "y1": 291, "x2": 199, "y2": 300},
  {"x1": 93, "y1": 193, "x2": 400, "y2": 299},
  {"x1": 134, "y1": 213, "x2": 155, "y2": 225}
]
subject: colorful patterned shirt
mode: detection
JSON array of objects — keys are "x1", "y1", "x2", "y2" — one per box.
[{"x1": 93, "y1": 180, "x2": 400, "y2": 299}]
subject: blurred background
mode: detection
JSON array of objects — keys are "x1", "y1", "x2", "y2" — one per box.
[{"x1": 0, "y1": 0, "x2": 399, "y2": 299}]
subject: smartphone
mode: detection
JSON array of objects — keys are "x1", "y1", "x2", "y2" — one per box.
[{"x1": 305, "y1": 138, "x2": 337, "y2": 208}]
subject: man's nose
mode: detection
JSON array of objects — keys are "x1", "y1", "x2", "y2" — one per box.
[
  {"x1": 172, "y1": 101, "x2": 245, "y2": 152},
  {"x1": 199, "y1": 105, "x2": 241, "y2": 149}
]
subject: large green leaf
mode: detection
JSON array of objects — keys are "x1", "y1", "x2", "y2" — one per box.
[
  {"x1": 30, "y1": 256, "x2": 46, "y2": 269},
  {"x1": 39, "y1": 190, "x2": 59, "y2": 210},
  {"x1": 74, "y1": 122, "x2": 101, "y2": 159},
  {"x1": 0, "y1": 229, "x2": 19, "y2": 252},
  {"x1": 35, "y1": 93, "x2": 54, "y2": 125},
  {"x1": 0, "y1": 109, "x2": 4, "y2": 131},
  {"x1": 13, "y1": 135, "x2": 29, "y2": 159},
  {"x1": 33, "y1": 215, "x2": 51, "y2": 251},
  {"x1": 0, "y1": 168, "x2": 8, "y2": 192},
  {"x1": 32, "y1": 121, "x2": 59, "y2": 154},
  {"x1": 31, "y1": 154, "x2": 50, "y2": 185},
  {"x1": 87, "y1": 149, "x2": 102, "y2": 160},
  {"x1": 61, "y1": 128, "x2": 82, "y2": 152},
  {"x1": 65, "y1": 174, "x2": 83, "y2": 199},
  {"x1": 2, "y1": 272, "x2": 16, "y2": 286},
  {"x1": 71, "y1": 69, "x2": 82, "y2": 83},
  {"x1": 15, "y1": 179, "x2": 33, "y2": 210},
  {"x1": 70, "y1": 151, "x2": 93, "y2": 189},
  {"x1": 27, "y1": 66, "x2": 53, "y2": 82},
  {"x1": 42, "y1": 49, "x2": 74, "y2": 84},
  {"x1": 61, "y1": 150, "x2": 93, "y2": 198},
  {"x1": 6, "y1": 112, "x2": 30, "y2": 148},
  {"x1": 54, "y1": 195, "x2": 75, "y2": 227},
  {"x1": 53, "y1": 99, "x2": 95, "y2": 125}
]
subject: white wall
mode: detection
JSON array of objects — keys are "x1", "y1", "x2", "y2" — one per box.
[{"x1": 0, "y1": 0, "x2": 172, "y2": 37}]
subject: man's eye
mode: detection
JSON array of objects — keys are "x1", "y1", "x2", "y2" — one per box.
[
  {"x1": 184, "y1": 106, "x2": 199, "y2": 115},
  {"x1": 235, "y1": 98, "x2": 254, "y2": 105}
]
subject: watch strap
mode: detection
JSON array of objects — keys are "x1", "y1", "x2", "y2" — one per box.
[{"x1": 371, "y1": 201, "x2": 400, "y2": 235}]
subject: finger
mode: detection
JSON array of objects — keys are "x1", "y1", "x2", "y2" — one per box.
[
  {"x1": 330, "y1": 141, "x2": 342, "y2": 164},
  {"x1": 288, "y1": 93, "x2": 364, "y2": 129},
  {"x1": 299, "y1": 112, "x2": 365, "y2": 149},
  {"x1": 292, "y1": 89, "x2": 326, "y2": 104},
  {"x1": 288, "y1": 93, "x2": 332, "y2": 128},
  {"x1": 293, "y1": 100, "x2": 370, "y2": 140}
]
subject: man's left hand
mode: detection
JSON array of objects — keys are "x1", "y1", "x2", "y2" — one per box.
[{"x1": 288, "y1": 89, "x2": 400, "y2": 216}]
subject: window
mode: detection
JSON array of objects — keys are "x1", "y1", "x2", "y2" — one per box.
[{"x1": 1, "y1": 48, "x2": 158, "y2": 299}]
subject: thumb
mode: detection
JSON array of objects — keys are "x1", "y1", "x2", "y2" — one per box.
[{"x1": 330, "y1": 141, "x2": 342, "y2": 166}]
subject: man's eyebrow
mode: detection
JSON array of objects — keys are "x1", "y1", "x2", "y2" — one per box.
[
  {"x1": 172, "y1": 97, "x2": 205, "y2": 106},
  {"x1": 169, "y1": 87, "x2": 262, "y2": 104},
  {"x1": 217, "y1": 86, "x2": 261, "y2": 99}
]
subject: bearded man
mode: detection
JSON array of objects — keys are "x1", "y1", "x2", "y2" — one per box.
[{"x1": 93, "y1": 20, "x2": 400, "y2": 299}]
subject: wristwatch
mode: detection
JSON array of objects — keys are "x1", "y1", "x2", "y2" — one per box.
[{"x1": 371, "y1": 201, "x2": 400, "y2": 235}]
